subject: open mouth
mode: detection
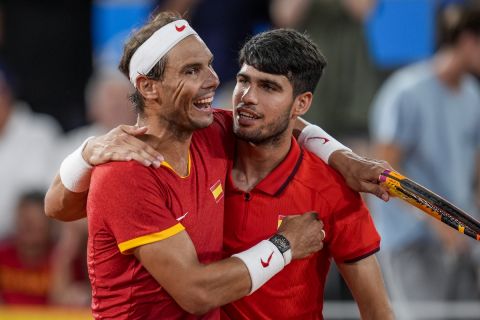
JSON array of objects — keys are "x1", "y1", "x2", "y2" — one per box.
[
  {"x1": 237, "y1": 108, "x2": 261, "y2": 120},
  {"x1": 193, "y1": 96, "x2": 213, "y2": 111}
]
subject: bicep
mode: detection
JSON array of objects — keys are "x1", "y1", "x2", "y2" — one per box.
[
  {"x1": 134, "y1": 230, "x2": 200, "y2": 298},
  {"x1": 338, "y1": 255, "x2": 393, "y2": 319},
  {"x1": 338, "y1": 255, "x2": 384, "y2": 296}
]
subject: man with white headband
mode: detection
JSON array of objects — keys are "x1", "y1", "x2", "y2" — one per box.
[{"x1": 47, "y1": 12, "x2": 325, "y2": 319}]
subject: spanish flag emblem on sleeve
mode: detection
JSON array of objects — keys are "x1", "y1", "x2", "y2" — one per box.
[{"x1": 210, "y1": 180, "x2": 224, "y2": 203}]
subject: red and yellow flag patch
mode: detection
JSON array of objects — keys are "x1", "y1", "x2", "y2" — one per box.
[{"x1": 210, "y1": 180, "x2": 224, "y2": 203}]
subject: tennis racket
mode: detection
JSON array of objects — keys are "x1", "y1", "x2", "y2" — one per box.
[{"x1": 379, "y1": 170, "x2": 480, "y2": 241}]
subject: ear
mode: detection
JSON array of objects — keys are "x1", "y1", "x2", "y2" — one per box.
[
  {"x1": 136, "y1": 76, "x2": 160, "y2": 101},
  {"x1": 292, "y1": 92, "x2": 313, "y2": 117}
]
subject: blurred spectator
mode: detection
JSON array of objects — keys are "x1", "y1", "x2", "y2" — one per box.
[
  {"x1": 271, "y1": 0, "x2": 382, "y2": 140},
  {"x1": 0, "y1": 0, "x2": 92, "y2": 131},
  {"x1": 0, "y1": 65, "x2": 61, "y2": 240},
  {"x1": 48, "y1": 70, "x2": 135, "y2": 307},
  {"x1": 0, "y1": 191, "x2": 54, "y2": 305},
  {"x1": 49, "y1": 220, "x2": 90, "y2": 307},
  {"x1": 369, "y1": 2, "x2": 480, "y2": 317},
  {"x1": 58, "y1": 70, "x2": 135, "y2": 155}
]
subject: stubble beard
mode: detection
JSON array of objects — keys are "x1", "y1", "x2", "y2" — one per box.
[{"x1": 233, "y1": 107, "x2": 291, "y2": 146}]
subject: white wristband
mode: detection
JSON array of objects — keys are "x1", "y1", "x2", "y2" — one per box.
[
  {"x1": 297, "y1": 124, "x2": 351, "y2": 163},
  {"x1": 59, "y1": 137, "x2": 95, "y2": 192},
  {"x1": 232, "y1": 240, "x2": 287, "y2": 294}
]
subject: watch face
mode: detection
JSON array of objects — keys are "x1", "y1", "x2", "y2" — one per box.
[{"x1": 270, "y1": 234, "x2": 290, "y2": 254}]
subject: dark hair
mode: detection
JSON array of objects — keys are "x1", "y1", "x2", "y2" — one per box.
[
  {"x1": 437, "y1": 1, "x2": 480, "y2": 48},
  {"x1": 118, "y1": 11, "x2": 183, "y2": 113},
  {"x1": 238, "y1": 28, "x2": 327, "y2": 96},
  {"x1": 17, "y1": 190, "x2": 45, "y2": 208}
]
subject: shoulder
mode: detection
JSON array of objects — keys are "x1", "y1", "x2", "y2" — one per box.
[
  {"x1": 193, "y1": 108, "x2": 232, "y2": 136},
  {"x1": 294, "y1": 150, "x2": 361, "y2": 207},
  {"x1": 464, "y1": 75, "x2": 480, "y2": 99},
  {"x1": 213, "y1": 108, "x2": 233, "y2": 126},
  {"x1": 91, "y1": 161, "x2": 162, "y2": 190},
  {"x1": 193, "y1": 108, "x2": 234, "y2": 158},
  {"x1": 373, "y1": 61, "x2": 435, "y2": 109}
]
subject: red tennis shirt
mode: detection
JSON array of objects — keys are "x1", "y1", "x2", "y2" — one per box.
[
  {"x1": 87, "y1": 110, "x2": 233, "y2": 320},
  {"x1": 222, "y1": 138, "x2": 380, "y2": 320}
]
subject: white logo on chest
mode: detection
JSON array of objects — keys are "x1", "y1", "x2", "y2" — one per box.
[{"x1": 176, "y1": 212, "x2": 189, "y2": 221}]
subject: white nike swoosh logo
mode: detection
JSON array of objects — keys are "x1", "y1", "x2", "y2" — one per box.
[{"x1": 176, "y1": 212, "x2": 189, "y2": 221}]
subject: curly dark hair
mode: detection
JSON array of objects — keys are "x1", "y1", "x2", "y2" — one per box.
[{"x1": 239, "y1": 28, "x2": 327, "y2": 97}]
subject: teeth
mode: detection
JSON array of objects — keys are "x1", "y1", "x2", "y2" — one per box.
[
  {"x1": 193, "y1": 97, "x2": 213, "y2": 104},
  {"x1": 239, "y1": 111, "x2": 257, "y2": 119}
]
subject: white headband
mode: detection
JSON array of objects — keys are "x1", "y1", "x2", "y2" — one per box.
[{"x1": 129, "y1": 19, "x2": 198, "y2": 87}]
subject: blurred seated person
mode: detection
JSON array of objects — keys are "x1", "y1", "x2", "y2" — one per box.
[
  {"x1": 59, "y1": 69, "x2": 135, "y2": 154},
  {"x1": 48, "y1": 70, "x2": 135, "y2": 307},
  {"x1": 0, "y1": 191, "x2": 54, "y2": 305},
  {"x1": 0, "y1": 64, "x2": 61, "y2": 240}
]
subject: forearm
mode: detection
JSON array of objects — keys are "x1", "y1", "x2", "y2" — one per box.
[
  {"x1": 135, "y1": 228, "x2": 303, "y2": 315},
  {"x1": 135, "y1": 234, "x2": 254, "y2": 315},
  {"x1": 179, "y1": 257, "x2": 252, "y2": 314},
  {"x1": 294, "y1": 117, "x2": 351, "y2": 163},
  {"x1": 44, "y1": 174, "x2": 88, "y2": 221}
]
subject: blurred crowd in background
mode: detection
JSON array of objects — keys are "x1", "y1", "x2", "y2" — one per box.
[{"x1": 0, "y1": 0, "x2": 479, "y2": 319}]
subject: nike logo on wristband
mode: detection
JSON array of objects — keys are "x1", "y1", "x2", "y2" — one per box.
[
  {"x1": 307, "y1": 136, "x2": 330, "y2": 144},
  {"x1": 175, "y1": 24, "x2": 186, "y2": 32},
  {"x1": 260, "y1": 251, "x2": 274, "y2": 268}
]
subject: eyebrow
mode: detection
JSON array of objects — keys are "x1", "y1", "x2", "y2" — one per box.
[
  {"x1": 237, "y1": 72, "x2": 283, "y2": 90},
  {"x1": 180, "y1": 56, "x2": 214, "y2": 73},
  {"x1": 180, "y1": 63, "x2": 202, "y2": 73}
]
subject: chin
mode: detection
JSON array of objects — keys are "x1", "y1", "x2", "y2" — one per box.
[
  {"x1": 233, "y1": 127, "x2": 262, "y2": 142},
  {"x1": 192, "y1": 114, "x2": 214, "y2": 129}
]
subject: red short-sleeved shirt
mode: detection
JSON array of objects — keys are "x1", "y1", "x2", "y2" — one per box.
[
  {"x1": 0, "y1": 241, "x2": 51, "y2": 305},
  {"x1": 87, "y1": 110, "x2": 233, "y2": 320},
  {"x1": 222, "y1": 138, "x2": 380, "y2": 320}
]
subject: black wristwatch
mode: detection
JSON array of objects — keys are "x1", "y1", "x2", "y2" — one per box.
[{"x1": 269, "y1": 234, "x2": 290, "y2": 254}]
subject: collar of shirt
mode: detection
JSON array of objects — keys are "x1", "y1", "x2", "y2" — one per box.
[{"x1": 228, "y1": 137, "x2": 304, "y2": 196}]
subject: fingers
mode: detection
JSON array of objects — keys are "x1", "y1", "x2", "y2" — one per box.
[
  {"x1": 119, "y1": 136, "x2": 164, "y2": 163},
  {"x1": 120, "y1": 125, "x2": 148, "y2": 136},
  {"x1": 360, "y1": 181, "x2": 390, "y2": 202},
  {"x1": 86, "y1": 125, "x2": 165, "y2": 167}
]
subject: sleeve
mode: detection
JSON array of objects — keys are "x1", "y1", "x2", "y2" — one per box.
[
  {"x1": 327, "y1": 186, "x2": 381, "y2": 264},
  {"x1": 370, "y1": 78, "x2": 420, "y2": 150},
  {"x1": 88, "y1": 162, "x2": 185, "y2": 254}
]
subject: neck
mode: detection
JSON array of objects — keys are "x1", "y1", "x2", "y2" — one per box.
[
  {"x1": 232, "y1": 131, "x2": 292, "y2": 192},
  {"x1": 0, "y1": 105, "x2": 12, "y2": 136},
  {"x1": 137, "y1": 111, "x2": 193, "y2": 177},
  {"x1": 434, "y1": 48, "x2": 467, "y2": 90}
]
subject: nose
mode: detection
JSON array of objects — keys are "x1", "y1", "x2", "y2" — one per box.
[
  {"x1": 241, "y1": 84, "x2": 257, "y2": 105},
  {"x1": 203, "y1": 66, "x2": 220, "y2": 91}
]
